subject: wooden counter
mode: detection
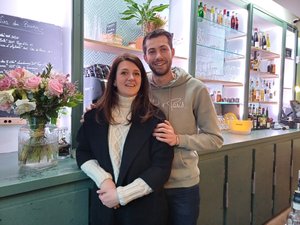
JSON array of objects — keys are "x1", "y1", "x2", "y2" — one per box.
[{"x1": 0, "y1": 129, "x2": 299, "y2": 225}]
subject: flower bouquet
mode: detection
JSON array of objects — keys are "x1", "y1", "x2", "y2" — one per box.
[{"x1": 0, "y1": 64, "x2": 83, "y2": 167}]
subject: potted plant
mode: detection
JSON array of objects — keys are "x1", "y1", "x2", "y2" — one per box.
[{"x1": 120, "y1": 0, "x2": 169, "y2": 48}]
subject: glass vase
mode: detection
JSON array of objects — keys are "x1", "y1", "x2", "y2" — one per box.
[{"x1": 18, "y1": 118, "x2": 59, "y2": 169}]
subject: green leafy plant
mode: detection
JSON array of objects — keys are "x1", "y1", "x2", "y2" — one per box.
[{"x1": 120, "y1": 0, "x2": 169, "y2": 34}]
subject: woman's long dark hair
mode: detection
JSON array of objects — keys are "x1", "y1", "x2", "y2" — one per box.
[{"x1": 95, "y1": 53, "x2": 158, "y2": 124}]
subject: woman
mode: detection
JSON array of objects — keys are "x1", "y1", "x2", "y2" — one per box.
[{"x1": 76, "y1": 53, "x2": 173, "y2": 225}]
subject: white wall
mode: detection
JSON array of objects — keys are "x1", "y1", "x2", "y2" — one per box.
[{"x1": 0, "y1": 0, "x2": 72, "y2": 153}]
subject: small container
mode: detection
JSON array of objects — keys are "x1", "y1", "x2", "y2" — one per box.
[
  {"x1": 297, "y1": 123, "x2": 300, "y2": 130},
  {"x1": 228, "y1": 120, "x2": 253, "y2": 135}
]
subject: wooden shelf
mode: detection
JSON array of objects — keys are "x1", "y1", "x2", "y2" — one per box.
[
  {"x1": 249, "y1": 101, "x2": 278, "y2": 104},
  {"x1": 250, "y1": 70, "x2": 279, "y2": 78},
  {"x1": 84, "y1": 38, "x2": 187, "y2": 62},
  {"x1": 198, "y1": 78, "x2": 243, "y2": 87},
  {"x1": 251, "y1": 47, "x2": 280, "y2": 59}
]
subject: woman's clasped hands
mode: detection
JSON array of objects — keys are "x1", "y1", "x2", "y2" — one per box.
[{"x1": 97, "y1": 179, "x2": 120, "y2": 209}]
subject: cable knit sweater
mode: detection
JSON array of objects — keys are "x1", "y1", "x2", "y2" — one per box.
[{"x1": 80, "y1": 95, "x2": 152, "y2": 206}]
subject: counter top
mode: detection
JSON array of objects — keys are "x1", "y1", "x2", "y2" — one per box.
[
  {"x1": 221, "y1": 128, "x2": 300, "y2": 150},
  {"x1": 0, "y1": 152, "x2": 87, "y2": 198}
]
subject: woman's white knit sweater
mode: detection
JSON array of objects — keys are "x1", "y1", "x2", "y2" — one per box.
[{"x1": 81, "y1": 95, "x2": 152, "y2": 206}]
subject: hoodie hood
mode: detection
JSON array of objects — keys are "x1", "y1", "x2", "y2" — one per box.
[{"x1": 148, "y1": 67, "x2": 192, "y2": 89}]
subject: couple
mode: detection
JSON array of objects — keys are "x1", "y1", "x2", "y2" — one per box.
[{"x1": 76, "y1": 29, "x2": 224, "y2": 225}]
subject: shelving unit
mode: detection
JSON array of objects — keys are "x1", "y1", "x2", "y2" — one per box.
[{"x1": 193, "y1": 4, "x2": 248, "y2": 119}]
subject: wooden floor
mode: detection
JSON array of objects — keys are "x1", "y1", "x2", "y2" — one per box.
[{"x1": 264, "y1": 208, "x2": 291, "y2": 225}]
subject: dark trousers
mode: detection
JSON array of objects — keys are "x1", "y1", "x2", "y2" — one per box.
[{"x1": 165, "y1": 184, "x2": 200, "y2": 225}]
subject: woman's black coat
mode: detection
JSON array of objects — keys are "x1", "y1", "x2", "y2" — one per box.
[{"x1": 76, "y1": 108, "x2": 173, "y2": 225}]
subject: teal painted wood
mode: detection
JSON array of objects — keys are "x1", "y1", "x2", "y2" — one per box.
[
  {"x1": 0, "y1": 152, "x2": 92, "y2": 225},
  {"x1": 273, "y1": 141, "x2": 292, "y2": 215},
  {"x1": 250, "y1": 143, "x2": 274, "y2": 225},
  {"x1": 227, "y1": 147, "x2": 252, "y2": 225},
  {"x1": 292, "y1": 138, "x2": 300, "y2": 192},
  {"x1": 0, "y1": 188, "x2": 89, "y2": 225},
  {"x1": 198, "y1": 156, "x2": 225, "y2": 225}
]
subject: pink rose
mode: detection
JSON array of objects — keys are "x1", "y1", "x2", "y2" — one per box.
[
  {"x1": 48, "y1": 79, "x2": 63, "y2": 96},
  {"x1": 0, "y1": 76, "x2": 15, "y2": 91},
  {"x1": 24, "y1": 76, "x2": 41, "y2": 90}
]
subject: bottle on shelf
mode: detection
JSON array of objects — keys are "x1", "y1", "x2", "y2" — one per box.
[
  {"x1": 210, "y1": 6, "x2": 216, "y2": 22},
  {"x1": 198, "y1": 1, "x2": 204, "y2": 18},
  {"x1": 226, "y1": 10, "x2": 230, "y2": 27},
  {"x1": 262, "y1": 33, "x2": 267, "y2": 50},
  {"x1": 223, "y1": 9, "x2": 227, "y2": 26},
  {"x1": 235, "y1": 12, "x2": 239, "y2": 30},
  {"x1": 286, "y1": 190, "x2": 300, "y2": 225},
  {"x1": 266, "y1": 33, "x2": 271, "y2": 51},
  {"x1": 230, "y1": 11, "x2": 235, "y2": 29},
  {"x1": 203, "y1": 4, "x2": 207, "y2": 18},
  {"x1": 254, "y1": 28, "x2": 259, "y2": 48}
]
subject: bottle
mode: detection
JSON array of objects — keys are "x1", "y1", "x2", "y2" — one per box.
[
  {"x1": 198, "y1": 2, "x2": 204, "y2": 18},
  {"x1": 230, "y1": 11, "x2": 235, "y2": 29},
  {"x1": 254, "y1": 28, "x2": 259, "y2": 48},
  {"x1": 210, "y1": 6, "x2": 215, "y2": 22},
  {"x1": 235, "y1": 13, "x2": 239, "y2": 30},
  {"x1": 266, "y1": 33, "x2": 271, "y2": 51},
  {"x1": 286, "y1": 190, "x2": 300, "y2": 225},
  {"x1": 226, "y1": 11, "x2": 230, "y2": 27},
  {"x1": 262, "y1": 33, "x2": 267, "y2": 50},
  {"x1": 298, "y1": 170, "x2": 300, "y2": 191},
  {"x1": 203, "y1": 4, "x2": 207, "y2": 19},
  {"x1": 223, "y1": 9, "x2": 227, "y2": 26}
]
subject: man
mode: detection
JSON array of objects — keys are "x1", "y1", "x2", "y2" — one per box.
[{"x1": 142, "y1": 29, "x2": 223, "y2": 225}]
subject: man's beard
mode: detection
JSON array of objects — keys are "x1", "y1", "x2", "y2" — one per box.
[{"x1": 149, "y1": 62, "x2": 171, "y2": 77}]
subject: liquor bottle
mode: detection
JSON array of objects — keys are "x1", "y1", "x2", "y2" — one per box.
[
  {"x1": 235, "y1": 13, "x2": 239, "y2": 30},
  {"x1": 210, "y1": 6, "x2": 215, "y2": 22},
  {"x1": 262, "y1": 33, "x2": 267, "y2": 50},
  {"x1": 198, "y1": 2, "x2": 204, "y2": 18},
  {"x1": 203, "y1": 4, "x2": 207, "y2": 18},
  {"x1": 230, "y1": 11, "x2": 235, "y2": 29},
  {"x1": 286, "y1": 190, "x2": 300, "y2": 225},
  {"x1": 266, "y1": 33, "x2": 271, "y2": 51},
  {"x1": 226, "y1": 11, "x2": 230, "y2": 27},
  {"x1": 222, "y1": 9, "x2": 227, "y2": 26},
  {"x1": 266, "y1": 107, "x2": 271, "y2": 128},
  {"x1": 254, "y1": 28, "x2": 259, "y2": 48}
]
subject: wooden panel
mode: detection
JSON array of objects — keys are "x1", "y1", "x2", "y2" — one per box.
[
  {"x1": 0, "y1": 182, "x2": 90, "y2": 225},
  {"x1": 252, "y1": 143, "x2": 274, "y2": 225},
  {"x1": 292, "y1": 139, "x2": 300, "y2": 191},
  {"x1": 227, "y1": 147, "x2": 252, "y2": 225},
  {"x1": 274, "y1": 141, "x2": 292, "y2": 214},
  {"x1": 198, "y1": 156, "x2": 225, "y2": 225}
]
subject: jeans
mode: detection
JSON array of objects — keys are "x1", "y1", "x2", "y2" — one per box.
[{"x1": 165, "y1": 184, "x2": 200, "y2": 225}]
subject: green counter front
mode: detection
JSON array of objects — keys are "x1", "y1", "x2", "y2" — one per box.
[
  {"x1": 0, "y1": 129, "x2": 299, "y2": 225},
  {"x1": 0, "y1": 153, "x2": 92, "y2": 225}
]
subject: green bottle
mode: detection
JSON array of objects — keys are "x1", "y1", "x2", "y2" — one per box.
[{"x1": 198, "y1": 2, "x2": 204, "y2": 18}]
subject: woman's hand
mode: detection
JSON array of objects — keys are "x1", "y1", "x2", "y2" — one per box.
[{"x1": 97, "y1": 179, "x2": 120, "y2": 208}]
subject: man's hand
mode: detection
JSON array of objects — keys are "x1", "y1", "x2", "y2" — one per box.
[
  {"x1": 97, "y1": 179, "x2": 120, "y2": 208},
  {"x1": 153, "y1": 120, "x2": 178, "y2": 146},
  {"x1": 80, "y1": 104, "x2": 96, "y2": 123}
]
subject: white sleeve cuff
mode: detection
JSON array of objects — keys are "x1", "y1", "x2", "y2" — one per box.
[
  {"x1": 116, "y1": 178, "x2": 153, "y2": 206},
  {"x1": 80, "y1": 159, "x2": 112, "y2": 188}
]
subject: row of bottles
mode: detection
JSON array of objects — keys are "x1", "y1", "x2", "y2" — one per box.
[
  {"x1": 249, "y1": 78, "x2": 277, "y2": 102},
  {"x1": 248, "y1": 104, "x2": 273, "y2": 129},
  {"x1": 250, "y1": 51, "x2": 277, "y2": 73},
  {"x1": 198, "y1": 1, "x2": 239, "y2": 30},
  {"x1": 252, "y1": 27, "x2": 271, "y2": 51}
]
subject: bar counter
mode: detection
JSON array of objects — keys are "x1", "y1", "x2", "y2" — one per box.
[{"x1": 0, "y1": 129, "x2": 299, "y2": 225}]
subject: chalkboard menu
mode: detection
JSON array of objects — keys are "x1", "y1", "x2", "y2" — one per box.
[
  {"x1": 0, "y1": 14, "x2": 63, "y2": 74},
  {"x1": 0, "y1": 14, "x2": 63, "y2": 117}
]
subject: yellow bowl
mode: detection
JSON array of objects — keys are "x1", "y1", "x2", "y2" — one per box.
[{"x1": 228, "y1": 120, "x2": 253, "y2": 135}]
